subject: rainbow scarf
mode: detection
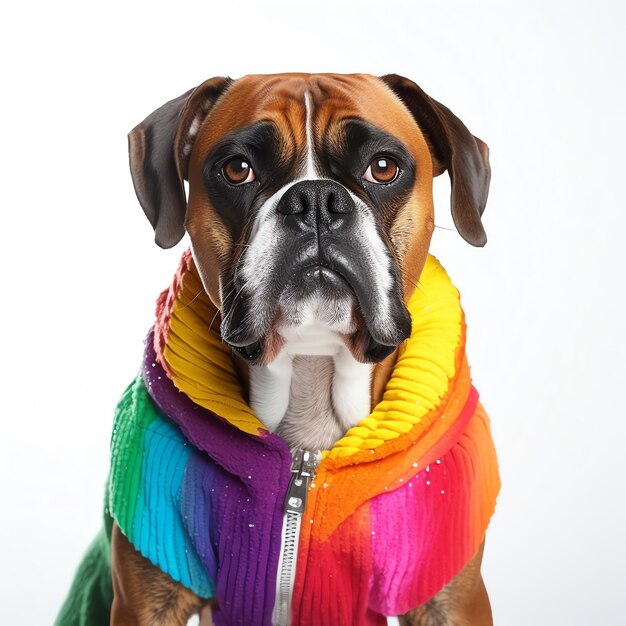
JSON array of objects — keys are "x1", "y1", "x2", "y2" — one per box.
[{"x1": 106, "y1": 251, "x2": 500, "y2": 626}]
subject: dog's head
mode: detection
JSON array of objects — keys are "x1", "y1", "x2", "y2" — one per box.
[{"x1": 129, "y1": 73, "x2": 490, "y2": 366}]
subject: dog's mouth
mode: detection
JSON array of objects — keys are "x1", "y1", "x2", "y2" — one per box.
[
  {"x1": 230, "y1": 340, "x2": 264, "y2": 361},
  {"x1": 227, "y1": 323, "x2": 408, "y2": 366},
  {"x1": 222, "y1": 261, "x2": 411, "y2": 365}
]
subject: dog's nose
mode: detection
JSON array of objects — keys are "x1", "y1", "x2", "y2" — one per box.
[{"x1": 276, "y1": 180, "x2": 354, "y2": 228}]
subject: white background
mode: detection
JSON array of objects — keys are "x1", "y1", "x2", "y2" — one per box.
[{"x1": 1, "y1": 1, "x2": 625, "y2": 624}]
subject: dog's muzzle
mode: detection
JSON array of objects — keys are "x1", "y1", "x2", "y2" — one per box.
[
  {"x1": 222, "y1": 179, "x2": 412, "y2": 364},
  {"x1": 275, "y1": 180, "x2": 362, "y2": 306}
]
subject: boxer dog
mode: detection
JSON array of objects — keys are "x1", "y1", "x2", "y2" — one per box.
[{"x1": 115, "y1": 73, "x2": 492, "y2": 625}]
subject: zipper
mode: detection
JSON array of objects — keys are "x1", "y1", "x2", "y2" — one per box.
[{"x1": 273, "y1": 448, "x2": 321, "y2": 626}]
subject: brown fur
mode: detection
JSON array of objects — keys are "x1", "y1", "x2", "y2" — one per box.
[
  {"x1": 111, "y1": 523, "x2": 208, "y2": 625},
  {"x1": 114, "y1": 73, "x2": 493, "y2": 625},
  {"x1": 399, "y1": 544, "x2": 492, "y2": 626}
]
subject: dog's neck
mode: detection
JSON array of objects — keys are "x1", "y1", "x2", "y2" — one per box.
[{"x1": 248, "y1": 325, "x2": 373, "y2": 451}]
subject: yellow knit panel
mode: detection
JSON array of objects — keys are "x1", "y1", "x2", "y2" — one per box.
[
  {"x1": 326, "y1": 255, "x2": 462, "y2": 458},
  {"x1": 163, "y1": 267, "x2": 265, "y2": 435}
]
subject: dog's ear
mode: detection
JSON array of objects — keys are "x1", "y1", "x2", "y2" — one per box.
[
  {"x1": 381, "y1": 74, "x2": 491, "y2": 247},
  {"x1": 128, "y1": 77, "x2": 232, "y2": 248}
]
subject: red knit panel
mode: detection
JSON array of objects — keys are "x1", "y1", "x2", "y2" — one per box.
[{"x1": 291, "y1": 504, "x2": 387, "y2": 626}]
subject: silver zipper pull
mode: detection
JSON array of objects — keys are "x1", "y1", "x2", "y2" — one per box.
[
  {"x1": 284, "y1": 449, "x2": 321, "y2": 514},
  {"x1": 273, "y1": 449, "x2": 322, "y2": 626}
]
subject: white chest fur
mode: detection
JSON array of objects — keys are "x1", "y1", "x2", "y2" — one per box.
[{"x1": 249, "y1": 321, "x2": 373, "y2": 450}]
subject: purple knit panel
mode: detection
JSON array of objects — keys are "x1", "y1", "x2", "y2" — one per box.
[
  {"x1": 143, "y1": 329, "x2": 292, "y2": 626},
  {"x1": 181, "y1": 451, "x2": 220, "y2": 583}
]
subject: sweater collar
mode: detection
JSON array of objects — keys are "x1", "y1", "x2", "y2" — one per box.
[{"x1": 152, "y1": 250, "x2": 466, "y2": 464}]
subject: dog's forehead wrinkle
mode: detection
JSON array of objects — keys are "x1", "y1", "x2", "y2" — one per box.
[{"x1": 303, "y1": 90, "x2": 318, "y2": 179}]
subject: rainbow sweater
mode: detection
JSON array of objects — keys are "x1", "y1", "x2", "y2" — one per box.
[{"x1": 59, "y1": 252, "x2": 500, "y2": 626}]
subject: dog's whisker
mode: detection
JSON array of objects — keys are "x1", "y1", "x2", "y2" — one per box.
[
  {"x1": 177, "y1": 289, "x2": 205, "y2": 312},
  {"x1": 230, "y1": 282, "x2": 248, "y2": 308},
  {"x1": 401, "y1": 269, "x2": 425, "y2": 293},
  {"x1": 208, "y1": 307, "x2": 221, "y2": 334}
]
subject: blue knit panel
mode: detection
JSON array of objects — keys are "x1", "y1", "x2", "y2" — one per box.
[{"x1": 130, "y1": 415, "x2": 214, "y2": 598}]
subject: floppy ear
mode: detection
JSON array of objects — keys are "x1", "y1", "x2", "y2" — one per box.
[
  {"x1": 128, "y1": 76, "x2": 232, "y2": 248},
  {"x1": 381, "y1": 74, "x2": 491, "y2": 247}
]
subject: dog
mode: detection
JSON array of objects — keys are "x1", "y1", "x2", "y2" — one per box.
[{"x1": 56, "y1": 73, "x2": 498, "y2": 626}]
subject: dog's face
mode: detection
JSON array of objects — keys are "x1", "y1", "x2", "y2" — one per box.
[{"x1": 129, "y1": 73, "x2": 490, "y2": 366}]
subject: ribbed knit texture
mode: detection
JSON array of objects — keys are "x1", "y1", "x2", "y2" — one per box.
[
  {"x1": 54, "y1": 513, "x2": 113, "y2": 626},
  {"x1": 290, "y1": 394, "x2": 499, "y2": 625},
  {"x1": 58, "y1": 250, "x2": 500, "y2": 626},
  {"x1": 140, "y1": 339, "x2": 292, "y2": 625},
  {"x1": 108, "y1": 375, "x2": 213, "y2": 597}
]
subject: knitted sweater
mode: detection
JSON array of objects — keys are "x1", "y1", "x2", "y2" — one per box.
[{"x1": 56, "y1": 252, "x2": 500, "y2": 626}]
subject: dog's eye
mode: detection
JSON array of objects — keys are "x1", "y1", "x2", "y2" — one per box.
[
  {"x1": 362, "y1": 156, "x2": 399, "y2": 184},
  {"x1": 222, "y1": 157, "x2": 256, "y2": 185}
]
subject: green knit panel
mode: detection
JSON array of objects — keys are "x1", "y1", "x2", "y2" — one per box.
[
  {"x1": 54, "y1": 512, "x2": 113, "y2": 626},
  {"x1": 106, "y1": 374, "x2": 158, "y2": 540}
]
